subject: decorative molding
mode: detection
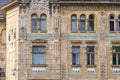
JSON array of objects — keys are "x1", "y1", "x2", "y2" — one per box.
[
  {"x1": 72, "y1": 68, "x2": 80, "y2": 74},
  {"x1": 32, "y1": 67, "x2": 46, "y2": 74}
]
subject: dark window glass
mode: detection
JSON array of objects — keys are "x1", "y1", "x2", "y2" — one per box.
[
  {"x1": 80, "y1": 15, "x2": 85, "y2": 31},
  {"x1": 88, "y1": 15, "x2": 94, "y2": 31},
  {"x1": 109, "y1": 15, "x2": 114, "y2": 31},
  {"x1": 71, "y1": 15, "x2": 77, "y2": 32},
  {"x1": 118, "y1": 54, "x2": 120, "y2": 65},
  {"x1": 117, "y1": 16, "x2": 120, "y2": 31},
  {"x1": 40, "y1": 14, "x2": 46, "y2": 31},
  {"x1": 112, "y1": 54, "x2": 116, "y2": 65},
  {"x1": 32, "y1": 14, "x2": 37, "y2": 31},
  {"x1": 87, "y1": 46, "x2": 95, "y2": 65}
]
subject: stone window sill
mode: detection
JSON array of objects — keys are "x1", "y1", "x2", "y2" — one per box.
[
  {"x1": 31, "y1": 64, "x2": 47, "y2": 67},
  {"x1": 86, "y1": 65, "x2": 96, "y2": 67},
  {"x1": 111, "y1": 65, "x2": 120, "y2": 68},
  {"x1": 109, "y1": 31, "x2": 116, "y2": 33},
  {"x1": 71, "y1": 64, "x2": 82, "y2": 67}
]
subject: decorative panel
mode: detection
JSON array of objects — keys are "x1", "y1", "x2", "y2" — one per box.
[
  {"x1": 32, "y1": 67, "x2": 46, "y2": 74},
  {"x1": 87, "y1": 68, "x2": 95, "y2": 74},
  {"x1": 72, "y1": 68, "x2": 80, "y2": 74}
]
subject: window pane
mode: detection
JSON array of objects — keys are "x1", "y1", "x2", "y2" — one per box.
[
  {"x1": 110, "y1": 21, "x2": 114, "y2": 31},
  {"x1": 72, "y1": 20, "x2": 77, "y2": 32},
  {"x1": 91, "y1": 54, "x2": 94, "y2": 65},
  {"x1": 39, "y1": 46, "x2": 45, "y2": 52},
  {"x1": 76, "y1": 54, "x2": 80, "y2": 65},
  {"x1": 33, "y1": 47, "x2": 38, "y2": 53},
  {"x1": 115, "y1": 46, "x2": 120, "y2": 52},
  {"x1": 87, "y1": 46, "x2": 94, "y2": 52},
  {"x1": 87, "y1": 54, "x2": 90, "y2": 65},
  {"x1": 112, "y1": 54, "x2": 116, "y2": 65},
  {"x1": 117, "y1": 21, "x2": 120, "y2": 31},
  {"x1": 32, "y1": 19, "x2": 37, "y2": 31},
  {"x1": 89, "y1": 21, "x2": 94, "y2": 31},
  {"x1": 118, "y1": 54, "x2": 120, "y2": 65},
  {"x1": 72, "y1": 46, "x2": 80, "y2": 53},
  {"x1": 33, "y1": 54, "x2": 39, "y2": 64},
  {"x1": 40, "y1": 54, "x2": 45, "y2": 64},
  {"x1": 80, "y1": 21, "x2": 85, "y2": 31},
  {"x1": 72, "y1": 54, "x2": 80, "y2": 65},
  {"x1": 41, "y1": 20, "x2": 46, "y2": 31}
]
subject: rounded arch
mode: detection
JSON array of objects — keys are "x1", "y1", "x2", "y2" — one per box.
[{"x1": 109, "y1": 14, "x2": 115, "y2": 19}]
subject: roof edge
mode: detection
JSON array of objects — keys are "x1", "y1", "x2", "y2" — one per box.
[{"x1": 1, "y1": 1, "x2": 19, "y2": 17}]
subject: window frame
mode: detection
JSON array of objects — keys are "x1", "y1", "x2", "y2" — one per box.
[
  {"x1": 72, "y1": 46, "x2": 81, "y2": 66},
  {"x1": 86, "y1": 46, "x2": 95, "y2": 66},
  {"x1": 117, "y1": 15, "x2": 120, "y2": 32},
  {"x1": 40, "y1": 14, "x2": 47, "y2": 32},
  {"x1": 31, "y1": 14, "x2": 38, "y2": 33},
  {"x1": 71, "y1": 14, "x2": 77, "y2": 32},
  {"x1": 79, "y1": 14, "x2": 86, "y2": 32},
  {"x1": 112, "y1": 46, "x2": 120, "y2": 65},
  {"x1": 88, "y1": 14, "x2": 94, "y2": 32},
  {"x1": 109, "y1": 14, "x2": 115, "y2": 32},
  {"x1": 32, "y1": 46, "x2": 46, "y2": 65}
]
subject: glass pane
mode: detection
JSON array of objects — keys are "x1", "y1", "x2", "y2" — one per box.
[
  {"x1": 118, "y1": 21, "x2": 120, "y2": 31},
  {"x1": 41, "y1": 20, "x2": 46, "y2": 31},
  {"x1": 87, "y1": 46, "x2": 94, "y2": 52},
  {"x1": 110, "y1": 21, "x2": 114, "y2": 31},
  {"x1": 87, "y1": 54, "x2": 90, "y2": 65},
  {"x1": 115, "y1": 46, "x2": 120, "y2": 52},
  {"x1": 32, "y1": 19, "x2": 37, "y2": 31},
  {"x1": 110, "y1": 16, "x2": 114, "y2": 19},
  {"x1": 118, "y1": 54, "x2": 120, "y2": 65},
  {"x1": 76, "y1": 54, "x2": 80, "y2": 65},
  {"x1": 32, "y1": 15, "x2": 37, "y2": 19},
  {"x1": 71, "y1": 20, "x2": 77, "y2": 32},
  {"x1": 80, "y1": 15, "x2": 85, "y2": 20},
  {"x1": 91, "y1": 54, "x2": 94, "y2": 65},
  {"x1": 40, "y1": 54, "x2": 45, "y2": 64},
  {"x1": 72, "y1": 46, "x2": 80, "y2": 53},
  {"x1": 33, "y1": 54, "x2": 39, "y2": 64},
  {"x1": 112, "y1": 54, "x2": 116, "y2": 65},
  {"x1": 41, "y1": 15, "x2": 46, "y2": 19},
  {"x1": 80, "y1": 21, "x2": 85, "y2": 31},
  {"x1": 39, "y1": 46, "x2": 45, "y2": 52},
  {"x1": 72, "y1": 54, "x2": 76, "y2": 65},
  {"x1": 89, "y1": 15, "x2": 94, "y2": 19},
  {"x1": 89, "y1": 21, "x2": 94, "y2": 31},
  {"x1": 72, "y1": 15, "x2": 76, "y2": 20},
  {"x1": 33, "y1": 47, "x2": 38, "y2": 53}
]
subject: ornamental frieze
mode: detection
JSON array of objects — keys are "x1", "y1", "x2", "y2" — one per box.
[{"x1": 61, "y1": 5, "x2": 120, "y2": 11}]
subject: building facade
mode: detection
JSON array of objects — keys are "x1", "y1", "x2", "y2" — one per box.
[{"x1": 1, "y1": 0, "x2": 120, "y2": 80}]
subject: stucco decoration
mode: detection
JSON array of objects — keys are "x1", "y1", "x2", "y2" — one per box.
[{"x1": 30, "y1": 0, "x2": 50, "y2": 17}]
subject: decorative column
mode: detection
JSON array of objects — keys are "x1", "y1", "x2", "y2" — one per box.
[{"x1": 99, "y1": 11, "x2": 108, "y2": 80}]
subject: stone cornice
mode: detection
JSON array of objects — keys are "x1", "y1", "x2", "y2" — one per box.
[{"x1": 1, "y1": 1, "x2": 19, "y2": 17}]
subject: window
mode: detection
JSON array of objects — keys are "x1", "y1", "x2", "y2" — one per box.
[
  {"x1": 71, "y1": 15, "x2": 77, "y2": 32},
  {"x1": 33, "y1": 46, "x2": 45, "y2": 64},
  {"x1": 31, "y1": 14, "x2": 37, "y2": 32},
  {"x1": 72, "y1": 46, "x2": 80, "y2": 65},
  {"x1": 40, "y1": 14, "x2": 46, "y2": 31},
  {"x1": 79, "y1": 15, "x2": 85, "y2": 31},
  {"x1": 112, "y1": 46, "x2": 120, "y2": 65},
  {"x1": 109, "y1": 15, "x2": 115, "y2": 31},
  {"x1": 88, "y1": 15, "x2": 94, "y2": 31},
  {"x1": 117, "y1": 16, "x2": 120, "y2": 31},
  {"x1": 87, "y1": 46, "x2": 95, "y2": 65}
]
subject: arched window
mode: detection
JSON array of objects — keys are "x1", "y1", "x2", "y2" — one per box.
[
  {"x1": 71, "y1": 15, "x2": 77, "y2": 32},
  {"x1": 109, "y1": 14, "x2": 115, "y2": 31},
  {"x1": 80, "y1": 14, "x2": 85, "y2": 31},
  {"x1": 40, "y1": 14, "x2": 46, "y2": 31},
  {"x1": 31, "y1": 14, "x2": 37, "y2": 32},
  {"x1": 117, "y1": 15, "x2": 120, "y2": 31},
  {"x1": 88, "y1": 15, "x2": 94, "y2": 31}
]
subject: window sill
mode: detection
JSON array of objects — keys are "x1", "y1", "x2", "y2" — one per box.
[
  {"x1": 71, "y1": 64, "x2": 82, "y2": 67},
  {"x1": 31, "y1": 64, "x2": 47, "y2": 67},
  {"x1": 88, "y1": 31, "x2": 96, "y2": 33},
  {"x1": 109, "y1": 31, "x2": 116, "y2": 33},
  {"x1": 71, "y1": 31, "x2": 77, "y2": 33},
  {"x1": 31, "y1": 31, "x2": 38, "y2": 33},
  {"x1": 86, "y1": 65, "x2": 96, "y2": 67},
  {"x1": 111, "y1": 65, "x2": 120, "y2": 67},
  {"x1": 40, "y1": 31, "x2": 47, "y2": 33},
  {"x1": 79, "y1": 31, "x2": 86, "y2": 33}
]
